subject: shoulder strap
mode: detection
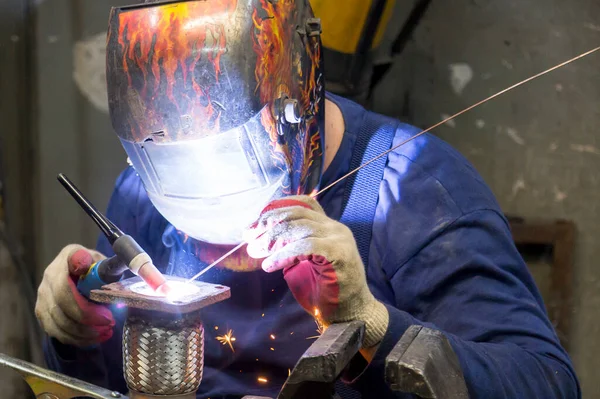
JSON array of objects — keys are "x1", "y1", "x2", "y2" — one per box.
[
  {"x1": 334, "y1": 111, "x2": 397, "y2": 399},
  {"x1": 340, "y1": 111, "x2": 399, "y2": 266}
]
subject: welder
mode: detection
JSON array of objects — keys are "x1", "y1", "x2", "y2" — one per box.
[{"x1": 35, "y1": 0, "x2": 580, "y2": 398}]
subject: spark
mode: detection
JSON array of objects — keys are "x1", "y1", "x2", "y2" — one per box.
[
  {"x1": 270, "y1": 347, "x2": 275, "y2": 351},
  {"x1": 214, "y1": 326, "x2": 219, "y2": 330},
  {"x1": 270, "y1": 334, "x2": 276, "y2": 340},
  {"x1": 307, "y1": 308, "x2": 327, "y2": 340},
  {"x1": 258, "y1": 377, "x2": 268, "y2": 384},
  {"x1": 262, "y1": 313, "x2": 265, "y2": 317},
  {"x1": 315, "y1": 319, "x2": 326, "y2": 335},
  {"x1": 216, "y1": 329, "x2": 236, "y2": 352},
  {"x1": 288, "y1": 369, "x2": 291, "y2": 377}
]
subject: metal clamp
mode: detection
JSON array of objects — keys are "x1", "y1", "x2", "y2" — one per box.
[
  {"x1": 385, "y1": 325, "x2": 469, "y2": 399},
  {"x1": 243, "y1": 321, "x2": 365, "y2": 399},
  {"x1": 0, "y1": 353, "x2": 127, "y2": 399}
]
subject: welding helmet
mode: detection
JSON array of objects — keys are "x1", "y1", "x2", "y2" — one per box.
[{"x1": 106, "y1": 0, "x2": 325, "y2": 245}]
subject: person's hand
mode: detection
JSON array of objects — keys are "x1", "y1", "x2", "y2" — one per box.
[
  {"x1": 35, "y1": 245, "x2": 115, "y2": 347},
  {"x1": 244, "y1": 196, "x2": 389, "y2": 348}
]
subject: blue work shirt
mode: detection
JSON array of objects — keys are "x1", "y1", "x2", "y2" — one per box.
[{"x1": 44, "y1": 93, "x2": 580, "y2": 398}]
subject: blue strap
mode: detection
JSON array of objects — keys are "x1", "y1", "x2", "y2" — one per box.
[
  {"x1": 340, "y1": 111, "x2": 398, "y2": 266},
  {"x1": 335, "y1": 111, "x2": 397, "y2": 399}
]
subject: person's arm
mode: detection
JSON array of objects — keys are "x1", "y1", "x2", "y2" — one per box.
[
  {"x1": 43, "y1": 167, "x2": 142, "y2": 392},
  {"x1": 347, "y1": 209, "x2": 580, "y2": 399}
]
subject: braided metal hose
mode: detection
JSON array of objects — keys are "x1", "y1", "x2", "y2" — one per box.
[{"x1": 123, "y1": 314, "x2": 204, "y2": 396}]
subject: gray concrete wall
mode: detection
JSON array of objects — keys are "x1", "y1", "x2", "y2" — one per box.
[
  {"x1": 35, "y1": 0, "x2": 129, "y2": 274},
  {"x1": 0, "y1": 234, "x2": 28, "y2": 398},
  {"x1": 1, "y1": 0, "x2": 40, "y2": 394},
  {"x1": 372, "y1": 0, "x2": 600, "y2": 395}
]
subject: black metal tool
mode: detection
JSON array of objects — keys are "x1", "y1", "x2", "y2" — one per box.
[
  {"x1": 57, "y1": 173, "x2": 170, "y2": 296},
  {"x1": 58, "y1": 173, "x2": 124, "y2": 244},
  {"x1": 242, "y1": 321, "x2": 365, "y2": 399},
  {"x1": 385, "y1": 325, "x2": 469, "y2": 399}
]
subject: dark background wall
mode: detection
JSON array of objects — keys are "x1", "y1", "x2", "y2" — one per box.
[{"x1": 34, "y1": 0, "x2": 130, "y2": 276}]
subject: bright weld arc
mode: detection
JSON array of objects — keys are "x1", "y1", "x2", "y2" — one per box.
[{"x1": 184, "y1": 46, "x2": 600, "y2": 283}]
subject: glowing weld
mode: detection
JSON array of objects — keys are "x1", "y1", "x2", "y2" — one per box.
[{"x1": 130, "y1": 280, "x2": 200, "y2": 302}]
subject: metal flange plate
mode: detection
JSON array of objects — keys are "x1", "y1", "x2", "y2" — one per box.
[{"x1": 90, "y1": 276, "x2": 230, "y2": 314}]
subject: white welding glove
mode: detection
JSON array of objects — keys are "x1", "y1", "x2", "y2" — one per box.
[
  {"x1": 244, "y1": 196, "x2": 389, "y2": 348},
  {"x1": 35, "y1": 244, "x2": 115, "y2": 347}
]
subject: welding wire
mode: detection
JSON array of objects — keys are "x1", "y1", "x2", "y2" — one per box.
[
  {"x1": 188, "y1": 46, "x2": 600, "y2": 283},
  {"x1": 186, "y1": 194, "x2": 317, "y2": 282},
  {"x1": 316, "y1": 46, "x2": 600, "y2": 197},
  {"x1": 186, "y1": 242, "x2": 246, "y2": 283}
]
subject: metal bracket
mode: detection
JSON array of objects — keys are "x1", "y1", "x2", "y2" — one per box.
[
  {"x1": 90, "y1": 276, "x2": 230, "y2": 314},
  {"x1": 296, "y1": 18, "x2": 322, "y2": 37},
  {"x1": 0, "y1": 353, "x2": 127, "y2": 399},
  {"x1": 305, "y1": 18, "x2": 322, "y2": 37},
  {"x1": 385, "y1": 325, "x2": 469, "y2": 399}
]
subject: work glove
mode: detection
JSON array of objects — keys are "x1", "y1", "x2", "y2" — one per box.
[
  {"x1": 35, "y1": 244, "x2": 115, "y2": 347},
  {"x1": 244, "y1": 196, "x2": 389, "y2": 348}
]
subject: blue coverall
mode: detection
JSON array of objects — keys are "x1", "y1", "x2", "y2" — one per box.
[{"x1": 45, "y1": 93, "x2": 580, "y2": 398}]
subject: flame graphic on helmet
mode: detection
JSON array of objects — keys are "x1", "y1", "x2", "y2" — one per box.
[
  {"x1": 252, "y1": 0, "x2": 295, "y2": 193},
  {"x1": 112, "y1": 0, "x2": 237, "y2": 141},
  {"x1": 252, "y1": 0, "x2": 323, "y2": 195},
  {"x1": 297, "y1": 34, "x2": 323, "y2": 194},
  {"x1": 260, "y1": 108, "x2": 292, "y2": 192},
  {"x1": 251, "y1": 0, "x2": 296, "y2": 103}
]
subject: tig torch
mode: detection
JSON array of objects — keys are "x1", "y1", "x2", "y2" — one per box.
[{"x1": 58, "y1": 174, "x2": 171, "y2": 297}]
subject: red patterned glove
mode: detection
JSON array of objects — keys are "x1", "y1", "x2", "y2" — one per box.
[
  {"x1": 243, "y1": 195, "x2": 389, "y2": 348},
  {"x1": 35, "y1": 245, "x2": 115, "y2": 347}
]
